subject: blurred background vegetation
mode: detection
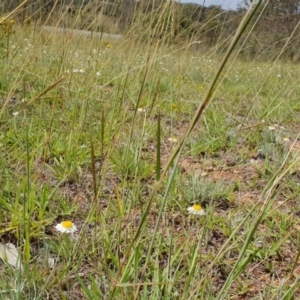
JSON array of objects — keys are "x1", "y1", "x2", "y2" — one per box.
[{"x1": 2, "y1": 0, "x2": 300, "y2": 61}]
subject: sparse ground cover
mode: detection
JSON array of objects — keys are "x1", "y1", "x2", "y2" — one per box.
[{"x1": 1, "y1": 18, "x2": 300, "y2": 300}]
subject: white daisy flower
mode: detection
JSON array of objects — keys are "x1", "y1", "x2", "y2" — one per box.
[
  {"x1": 187, "y1": 204, "x2": 206, "y2": 216},
  {"x1": 55, "y1": 221, "x2": 77, "y2": 234},
  {"x1": 73, "y1": 69, "x2": 85, "y2": 73},
  {"x1": 168, "y1": 137, "x2": 178, "y2": 143},
  {"x1": 137, "y1": 107, "x2": 147, "y2": 113},
  {"x1": 48, "y1": 257, "x2": 56, "y2": 268}
]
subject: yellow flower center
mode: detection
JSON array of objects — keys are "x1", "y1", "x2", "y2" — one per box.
[
  {"x1": 61, "y1": 221, "x2": 74, "y2": 229},
  {"x1": 193, "y1": 205, "x2": 202, "y2": 211}
]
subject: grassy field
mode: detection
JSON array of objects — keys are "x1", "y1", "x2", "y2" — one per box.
[{"x1": 1, "y1": 5, "x2": 300, "y2": 299}]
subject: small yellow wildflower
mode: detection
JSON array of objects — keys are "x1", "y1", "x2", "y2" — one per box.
[
  {"x1": 103, "y1": 41, "x2": 113, "y2": 48},
  {"x1": 172, "y1": 104, "x2": 179, "y2": 112},
  {"x1": 0, "y1": 17, "x2": 15, "y2": 35}
]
